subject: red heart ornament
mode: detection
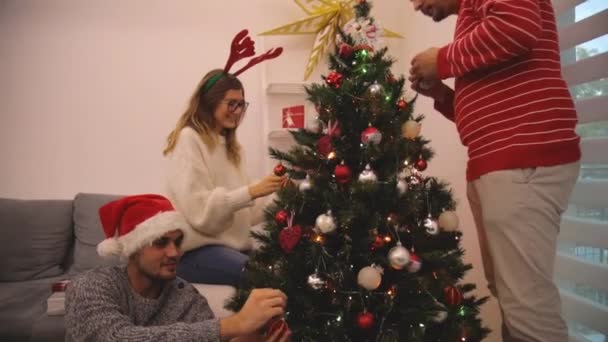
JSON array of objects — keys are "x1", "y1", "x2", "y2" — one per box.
[{"x1": 279, "y1": 225, "x2": 302, "y2": 253}]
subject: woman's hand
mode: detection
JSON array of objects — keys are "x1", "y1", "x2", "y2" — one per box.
[{"x1": 249, "y1": 174, "x2": 286, "y2": 199}]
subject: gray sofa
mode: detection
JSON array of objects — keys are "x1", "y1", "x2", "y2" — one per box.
[{"x1": 0, "y1": 193, "x2": 234, "y2": 342}]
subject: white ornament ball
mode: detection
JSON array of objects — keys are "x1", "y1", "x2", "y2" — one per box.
[
  {"x1": 307, "y1": 272, "x2": 326, "y2": 290},
  {"x1": 359, "y1": 164, "x2": 377, "y2": 183},
  {"x1": 409, "y1": 172, "x2": 423, "y2": 185},
  {"x1": 307, "y1": 116, "x2": 323, "y2": 133},
  {"x1": 388, "y1": 242, "x2": 411, "y2": 270},
  {"x1": 299, "y1": 174, "x2": 312, "y2": 192},
  {"x1": 438, "y1": 211, "x2": 459, "y2": 231},
  {"x1": 357, "y1": 266, "x2": 382, "y2": 290},
  {"x1": 397, "y1": 179, "x2": 408, "y2": 195},
  {"x1": 424, "y1": 216, "x2": 439, "y2": 235},
  {"x1": 315, "y1": 210, "x2": 337, "y2": 234},
  {"x1": 401, "y1": 120, "x2": 421, "y2": 140}
]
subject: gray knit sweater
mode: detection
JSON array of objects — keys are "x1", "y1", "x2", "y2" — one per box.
[{"x1": 65, "y1": 266, "x2": 220, "y2": 341}]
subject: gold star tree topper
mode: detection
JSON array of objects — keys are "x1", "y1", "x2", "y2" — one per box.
[{"x1": 260, "y1": 0, "x2": 403, "y2": 80}]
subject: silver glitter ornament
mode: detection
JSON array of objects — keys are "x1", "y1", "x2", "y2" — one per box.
[
  {"x1": 424, "y1": 215, "x2": 439, "y2": 235},
  {"x1": 307, "y1": 272, "x2": 326, "y2": 290},
  {"x1": 315, "y1": 210, "x2": 337, "y2": 234},
  {"x1": 388, "y1": 242, "x2": 411, "y2": 270},
  {"x1": 299, "y1": 174, "x2": 312, "y2": 192},
  {"x1": 358, "y1": 164, "x2": 377, "y2": 183}
]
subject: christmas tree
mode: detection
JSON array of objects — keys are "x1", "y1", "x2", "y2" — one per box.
[{"x1": 228, "y1": 2, "x2": 489, "y2": 341}]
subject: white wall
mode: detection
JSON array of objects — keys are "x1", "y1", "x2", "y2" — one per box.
[
  {"x1": 0, "y1": 0, "x2": 499, "y2": 339},
  {"x1": 0, "y1": 0, "x2": 285, "y2": 198}
]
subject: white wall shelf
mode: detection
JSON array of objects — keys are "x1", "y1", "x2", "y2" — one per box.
[
  {"x1": 268, "y1": 129, "x2": 298, "y2": 153},
  {"x1": 266, "y1": 82, "x2": 311, "y2": 95}
]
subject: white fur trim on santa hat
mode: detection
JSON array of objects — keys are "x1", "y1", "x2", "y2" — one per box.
[
  {"x1": 97, "y1": 211, "x2": 190, "y2": 259},
  {"x1": 97, "y1": 238, "x2": 122, "y2": 258}
]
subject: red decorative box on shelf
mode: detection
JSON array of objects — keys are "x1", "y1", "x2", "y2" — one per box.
[{"x1": 282, "y1": 105, "x2": 304, "y2": 129}]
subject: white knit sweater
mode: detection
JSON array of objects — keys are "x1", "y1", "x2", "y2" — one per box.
[{"x1": 165, "y1": 127, "x2": 266, "y2": 252}]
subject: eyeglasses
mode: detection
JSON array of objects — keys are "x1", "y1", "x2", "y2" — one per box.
[{"x1": 221, "y1": 99, "x2": 249, "y2": 113}]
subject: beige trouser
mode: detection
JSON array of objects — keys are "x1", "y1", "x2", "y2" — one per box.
[{"x1": 467, "y1": 161, "x2": 580, "y2": 342}]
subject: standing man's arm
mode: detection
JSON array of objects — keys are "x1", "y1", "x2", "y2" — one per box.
[
  {"x1": 433, "y1": 85, "x2": 456, "y2": 121},
  {"x1": 411, "y1": 0, "x2": 543, "y2": 80},
  {"x1": 438, "y1": 0, "x2": 543, "y2": 78}
]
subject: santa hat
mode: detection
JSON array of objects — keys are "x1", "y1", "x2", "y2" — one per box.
[{"x1": 97, "y1": 194, "x2": 190, "y2": 258}]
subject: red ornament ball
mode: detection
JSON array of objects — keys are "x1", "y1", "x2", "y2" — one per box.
[
  {"x1": 371, "y1": 235, "x2": 386, "y2": 249},
  {"x1": 274, "y1": 163, "x2": 287, "y2": 176},
  {"x1": 274, "y1": 210, "x2": 289, "y2": 226},
  {"x1": 316, "y1": 135, "x2": 333, "y2": 157},
  {"x1": 354, "y1": 44, "x2": 373, "y2": 53},
  {"x1": 339, "y1": 44, "x2": 354, "y2": 58},
  {"x1": 397, "y1": 98, "x2": 407, "y2": 110},
  {"x1": 329, "y1": 123, "x2": 342, "y2": 137},
  {"x1": 334, "y1": 163, "x2": 352, "y2": 184},
  {"x1": 356, "y1": 311, "x2": 375, "y2": 329},
  {"x1": 414, "y1": 159, "x2": 428, "y2": 172},
  {"x1": 407, "y1": 253, "x2": 422, "y2": 273},
  {"x1": 266, "y1": 318, "x2": 288, "y2": 336},
  {"x1": 361, "y1": 126, "x2": 382, "y2": 145},
  {"x1": 444, "y1": 286, "x2": 463, "y2": 306},
  {"x1": 326, "y1": 71, "x2": 343, "y2": 88}
]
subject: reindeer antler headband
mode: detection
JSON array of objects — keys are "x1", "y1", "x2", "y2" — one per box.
[{"x1": 203, "y1": 29, "x2": 283, "y2": 92}]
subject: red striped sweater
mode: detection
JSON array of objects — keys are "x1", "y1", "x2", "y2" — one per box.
[{"x1": 434, "y1": 0, "x2": 581, "y2": 181}]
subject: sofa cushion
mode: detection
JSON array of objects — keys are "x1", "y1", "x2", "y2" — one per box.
[
  {"x1": 68, "y1": 193, "x2": 123, "y2": 274},
  {"x1": 0, "y1": 276, "x2": 65, "y2": 341},
  {"x1": 0, "y1": 198, "x2": 73, "y2": 282},
  {"x1": 30, "y1": 314, "x2": 65, "y2": 342}
]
